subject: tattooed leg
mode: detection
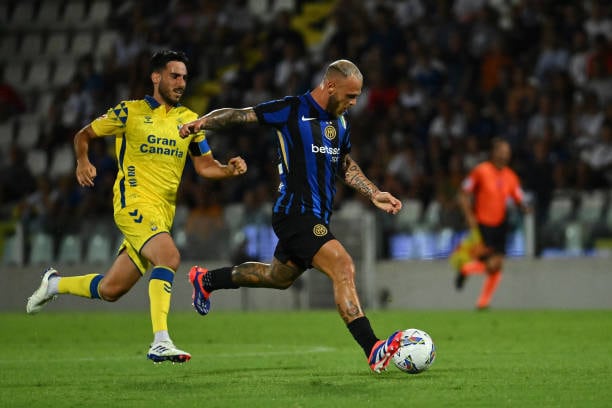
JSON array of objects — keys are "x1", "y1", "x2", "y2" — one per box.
[{"x1": 232, "y1": 258, "x2": 303, "y2": 289}]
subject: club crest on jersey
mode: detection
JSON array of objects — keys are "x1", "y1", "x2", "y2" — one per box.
[
  {"x1": 324, "y1": 125, "x2": 336, "y2": 141},
  {"x1": 313, "y1": 224, "x2": 328, "y2": 237},
  {"x1": 144, "y1": 116, "x2": 153, "y2": 124}
]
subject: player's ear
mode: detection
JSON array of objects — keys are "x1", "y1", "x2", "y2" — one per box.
[
  {"x1": 151, "y1": 71, "x2": 161, "y2": 85},
  {"x1": 326, "y1": 79, "x2": 336, "y2": 95}
]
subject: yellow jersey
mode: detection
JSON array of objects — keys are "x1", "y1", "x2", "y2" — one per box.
[{"x1": 91, "y1": 95, "x2": 210, "y2": 213}]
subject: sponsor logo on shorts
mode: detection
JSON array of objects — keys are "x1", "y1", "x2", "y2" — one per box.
[{"x1": 313, "y1": 224, "x2": 328, "y2": 237}]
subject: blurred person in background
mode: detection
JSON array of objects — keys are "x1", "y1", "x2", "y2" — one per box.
[{"x1": 453, "y1": 138, "x2": 530, "y2": 309}]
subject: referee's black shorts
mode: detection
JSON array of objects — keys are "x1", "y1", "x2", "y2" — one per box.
[
  {"x1": 272, "y1": 213, "x2": 335, "y2": 270},
  {"x1": 478, "y1": 221, "x2": 508, "y2": 256}
]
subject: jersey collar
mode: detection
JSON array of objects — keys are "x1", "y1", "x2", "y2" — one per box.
[
  {"x1": 304, "y1": 92, "x2": 333, "y2": 121},
  {"x1": 144, "y1": 95, "x2": 181, "y2": 110}
]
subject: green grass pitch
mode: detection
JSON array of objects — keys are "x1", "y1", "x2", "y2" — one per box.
[{"x1": 1, "y1": 310, "x2": 611, "y2": 407}]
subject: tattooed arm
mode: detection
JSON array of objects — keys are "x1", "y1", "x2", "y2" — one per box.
[
  {"x1": 342, "y1": 154, "x2": 379, "y2": 199},
  {"x1": 179, "y1": 107, "x2": 258, "y2": 137},
  {"x1": 342, "y1": 154, "x2": 403, "y2": 215}
]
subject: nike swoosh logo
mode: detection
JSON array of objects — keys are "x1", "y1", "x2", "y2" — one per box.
[{"x1": 301, "y1": 115, "x2": 317, "y2": 121}]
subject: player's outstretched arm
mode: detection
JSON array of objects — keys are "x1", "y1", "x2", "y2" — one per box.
[
  {"x1": 342, "y1": 154, "x2": 402, "y2": 215},
  {"x1": 179, "y1": 107, "x2": 258, "y2": 137},
  {"x1": 74, "y1": 125, "x2": 98, "y2": 187},
  {"x1": 192, "y1": 154, "x2": 247, "y2": 179}
]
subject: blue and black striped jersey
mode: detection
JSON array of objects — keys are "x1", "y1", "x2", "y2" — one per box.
[{"x1": 254, "y1": 93, "x2": 351, "y2": 224}]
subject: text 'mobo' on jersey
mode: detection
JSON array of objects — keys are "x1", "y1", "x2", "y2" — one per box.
[
  {"x1": 90, "y1": 95, "x2": 210, "y2": 211},
  {"x1": 254, "y1": 93, "x2": 351, "y2": 224}
]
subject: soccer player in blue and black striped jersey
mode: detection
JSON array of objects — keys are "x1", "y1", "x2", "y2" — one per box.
[{"x1": 181, "y1": 59, "x2": 405, "y2": 372}]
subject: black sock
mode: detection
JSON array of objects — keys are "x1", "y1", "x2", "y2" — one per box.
[
  {"x1": 204, "y1": 267, "x2": 239, "y2": 292},
  {"x1": 347, "y1": 316, "x2": 379, "y2": 357}
]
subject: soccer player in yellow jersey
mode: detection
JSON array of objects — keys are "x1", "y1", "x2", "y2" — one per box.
[{"x1": 26, "y1": 50, "x2": 247, "y2": 363}]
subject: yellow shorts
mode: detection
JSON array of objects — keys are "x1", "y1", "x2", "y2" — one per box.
[{"x1": 114, "y1": 202, "x2": 175, "y2": 274}]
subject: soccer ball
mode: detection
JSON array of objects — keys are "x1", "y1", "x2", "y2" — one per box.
[{"x1": 391, "y1": 328, "x2": 436, "y2": 374}]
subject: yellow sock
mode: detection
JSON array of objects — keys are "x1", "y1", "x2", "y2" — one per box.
[
  {"x1": 57, "y1": 274, "x2": 103, "y2": 298},
  {"x1": 149, "y1": 266, "x2": 175, "y2": 334}
]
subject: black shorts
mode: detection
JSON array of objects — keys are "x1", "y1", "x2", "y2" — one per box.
[
  {"x1": 272, "y1": 213, "x2": 335, "y2": 270},
  {"x1": 478, "y1": 222, "x2": 508, "y2": 255}
]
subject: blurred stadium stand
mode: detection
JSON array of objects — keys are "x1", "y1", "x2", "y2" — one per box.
[{"x1": 1, "y1": 0, "x2": 612, "y2": 268}]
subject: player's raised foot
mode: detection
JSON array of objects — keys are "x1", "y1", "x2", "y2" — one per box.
[
  {"x1": 26, "y1": 267, "x2": 59, "y2": 314},
  {"x1": 455, "y1": 271, "x2": 466, "y2": 290},
  {"x1": 368, "y1": 330, "x2": 403, "y2": 373},
  {"x1": 188, "y1": 265, "x2": 211, "y2": 315},
  {"x1": 147, "y1": 341, "x2": 191, "y2": 363}
]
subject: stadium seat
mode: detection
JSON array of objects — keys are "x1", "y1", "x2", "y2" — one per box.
[
  {"x1": 2, "y1": 233, "x2": 25, "y2": 266},
  {"x1": 70, "y1": 32, "x2": 95, "y2": 57},
  {"x1": 95, "y1": 30, "x2": 119, "y2": 60},
  {"x1": 434, "y1": 227, "x2": 455, "y2": 258},
  {"x1": 604, "y1": 203, "x2": 612, "y2": 232},
  {"x1": 24, "y1": 60, "x2": 51, "y2": 90},
  {"x1": 29, "y1": 232, "x2": 54, "y2": 265},
  {"x1": 3, "y1": 61, "x2": 25, "y2": 85},
  {"x1": 59, "y1": 1, "x2": 86, "y2": 26},
  {"x1": 7, "y1": 1, "x2": 35, "y2": 29},
  {"x1": 272, "y1": 0, "x2": 296, "y2": 13},
  {"x1": 0, "y1": 35, "x2": 18, "y2": 63},
  {"x1": 45, "y1": 32, "x2": 69, "y2": 57},
  {"x1": 35, "y1": 91, "x2": 55, "y2": 117},
  {"x1": 564, "y1": 221, "x2": 584, "y2": 255},
  {"x1": 396, "y1": 199, "x2": 422, "y2": 231},
  {"x1": 0, "y1": 119, "x2": 15, "y2": 150},
  {"x1": 577, "y1": 190, "x2": 606, "y2": 224},
  {"x1": 248, "y1": 0, "x2": 270, "y2": 21},
  {"x1": 336, "y1": 199, "x2": 365, "y2": 218},
  {"x1": 223, "y1": 203, "x2": 245, "y2": 232},
  {"x1": 85, "y1": 0, "x2": 111, "y2": 26},
  {"x1": 51, "y1": 58, "x2": 77, "y2": 88},
  {"x1": 15, "y1": 114, "x2": 40, "y2": 150},
  {"x1": 35, "y1": 0, "x2": 63, "y2": 28},
  {"x1": 26, "y1": 149, "x2": 48, "y2": 177},
  {"x1": 423, "y1": 200, "x2": 441, "y2": 229},
  {"x1": 57, "y1": 234, "x2": 82, "y2": 264},
  {"x1": 49, "y1": 144, "x2": 75, "y2": 180},
  {"x1": 85, "y1": 233, "x2": 111, "y2": 264},
  {"x1": 547, "y1": 194, "x2": 574, "y2": 224},
  {"x1": 0, "y1": 2, "x2": 8, "y2": 25},
  {"x1": 19, "y1": 33, "x2": 44, "y2": 59}
]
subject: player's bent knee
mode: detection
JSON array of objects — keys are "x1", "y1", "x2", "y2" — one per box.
[
  {"x1": 331, "y1": 261, "x2": 356, "y2": 284},
  {"x1": 98, "y1": 284, "x2": 129, "y2": 302},
  {"x1": 164, "y1": 251, "x2": 181, "y2": 272}
]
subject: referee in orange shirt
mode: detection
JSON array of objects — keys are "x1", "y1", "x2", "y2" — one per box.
[{"x1": 457, "y1": 138, "x2": 530, "y2": 309}]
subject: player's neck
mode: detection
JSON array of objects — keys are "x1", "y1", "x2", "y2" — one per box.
[{"x1": 309, "y1": 86, "x2": 328, "y2": 112}]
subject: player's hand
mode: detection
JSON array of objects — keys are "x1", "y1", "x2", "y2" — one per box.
[
  {"x1": 466, "y1": 213, "x2": 478, "y2": 230},
  {"x1": 227, "y1": 156, "x2": 247, "y2": 176},
  {"x1": 76, "y1": 160, "x2": 97, "y2": 187},
  {"x1": 372, "y1": 191, "x2": 402, "y2": 215},
  {"x1": 179, "y1": 118, "x2": 206, "y2": 138}
]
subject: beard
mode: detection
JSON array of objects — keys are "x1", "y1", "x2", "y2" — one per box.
[
  {"x1": 326, "y1": 95, "x2": 343, "y2": 117},
  {"x1": 159, "y1": 83, "x2": 183, "y2": 106}
]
